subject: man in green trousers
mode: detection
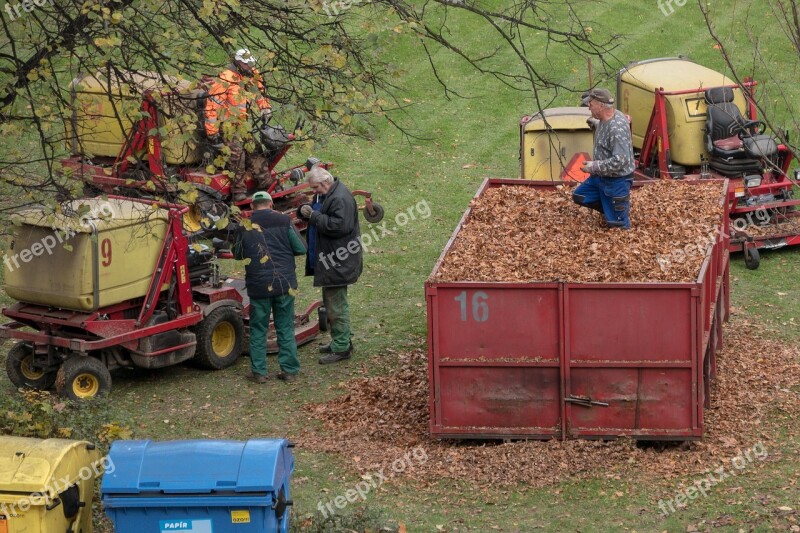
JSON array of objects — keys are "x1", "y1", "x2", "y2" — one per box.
[
  {"x1": 298, "y1": 166, "x2": 362, "y2": 364},
  {"x1": 234, "y1": 191, "x2": 307, "y2": 382}
]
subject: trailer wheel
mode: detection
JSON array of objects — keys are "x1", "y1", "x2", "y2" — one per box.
[
  {"x1": 193, "y1": 307, "x2": 244, "y2": 369},
  {"x1": 55, "y1": 356, "x2": 112, "y2": 401},
  {"x1": 6, "y1": 343, "x2": 57, "y2": 390},
  {"x1": 744, "y1": 247, "x2": 760, "y2": 270},
  {"x1": 363, "y1": 202, "x2": 384, "y2": 224}
]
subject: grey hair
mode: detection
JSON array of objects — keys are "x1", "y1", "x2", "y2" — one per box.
[
  {"x1": 601, "y1": 102, "x2": 615, "y2": 110},
  {"x1": 306, "y1": 166, "x2": 334, "y2": 185}
]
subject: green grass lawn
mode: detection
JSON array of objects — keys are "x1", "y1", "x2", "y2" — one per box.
[{"x1": 1, "y1": 1, "x2": 800, "y2": 532}]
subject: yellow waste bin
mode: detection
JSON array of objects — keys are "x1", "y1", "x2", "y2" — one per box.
[
  {"x1": 4, "y1": 197, "x2": 170, "y2": 311},
  {"x1": 617, "y1": 57, "x2": 745, "y2": 167},
  {"x1": 0, "y1": 436, "x2": 103, "y2": 533},
  {"x1": 520, "y1": 107, "x2": 594, "y2": 180},
  {"x1": 66, "y1": 70, "x2": 202, "y2": 165}
]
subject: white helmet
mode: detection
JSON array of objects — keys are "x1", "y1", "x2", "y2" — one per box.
[{"x1": 234, "y1": 48, "x2": 256, "y2": 65}]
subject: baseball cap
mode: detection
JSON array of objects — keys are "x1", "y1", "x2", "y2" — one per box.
[
  {"x1": 234, "y1": 48, "x2": 257, "y2": 65},
  {"x1": 251, "y1": 191, "x2": 272, "y2": 202},
  {"x1": 581, "y1": 88, "x2": 615, "y2": 105}
]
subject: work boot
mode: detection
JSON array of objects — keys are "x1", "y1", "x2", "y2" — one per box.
[
  {"x1": 319, "y1": 341, "x2": 353, "y2": 354},
  {"x1": 318, "y1": 347, "x2": 352, "y2": 365},
  {"x1": 245, "y1": 372, "x2": 268, "y2": 384},
  {"x1": 276, "y1": 371, "x2": 297, "y2": 382}
]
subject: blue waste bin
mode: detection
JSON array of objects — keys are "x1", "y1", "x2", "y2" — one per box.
[{"x1": 101, "y1": 439, "x2": 294, "y2": 533}]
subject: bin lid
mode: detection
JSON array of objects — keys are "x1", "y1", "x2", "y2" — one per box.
[
  {"x1": 101, "y1": 439, "x2": 293, "y2": 495},
  {"x1": 618, "y1": 58, "x2": 737, "y2": 93},
  {"x1": 0, "y1": 437, "x2": 100, "y2": 496},
  {"x1": 11, "y1": 197, "x2": 170, "y2": 234},
  {"x1": 522, "y1": 107, "x2": 592, "y2": 132},
  {"x1": 71, "y1": 70, "x2": 194, "y2": 97}
]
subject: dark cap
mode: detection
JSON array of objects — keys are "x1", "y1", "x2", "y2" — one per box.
[{"x1": 581, "y1": 88, "x2": 615, "y2": 105}]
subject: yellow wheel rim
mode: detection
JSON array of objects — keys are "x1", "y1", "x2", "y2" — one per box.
[
  {"x1": 20, "y1": 355, "x2": 44, "y2": 380},
  {"x1": 183, "y1": 204, "x2": 203, "y2": 233},
  {"x1": 211, "y1": 321, "x2": 235, "y2": 357},
  {"x1": 72, "y1": 373, "x2": 100, "y2": 398}
]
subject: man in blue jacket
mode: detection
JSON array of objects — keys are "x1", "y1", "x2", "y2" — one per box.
[
  {"x1": 298, "y1": 166, "x2": 362, "y2": 364},
  {"x1": 234, "y1": 191, "x2": 307, "y2": 382}
]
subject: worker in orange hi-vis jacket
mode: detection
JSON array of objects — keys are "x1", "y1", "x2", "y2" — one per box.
[{"x1": 205, "y1": 48, "x2": 272, "y2": 202}]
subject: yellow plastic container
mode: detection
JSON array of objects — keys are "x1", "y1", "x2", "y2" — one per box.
[
  {"x1": 520, "y1": 107, "x2": 594, "y2": 180},
  {"x1": 4, "y1": 198, "x2": 169, "y2": 311},
  {"x1": 616, "y1": 57, "x2": 745, "y2": 166},
  {"x1": 0, "y1": 436, "x2": 102, "y2": 533},
  {"x1": 66, "y1": 71, "x2": 202, "y2": 165}
]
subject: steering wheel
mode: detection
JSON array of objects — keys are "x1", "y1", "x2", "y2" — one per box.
[{"x1": 739, "y1": 120, "x2": 767, "y2": 138}]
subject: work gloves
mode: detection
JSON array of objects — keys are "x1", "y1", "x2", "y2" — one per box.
[{"x1": 298, "y1": 204, "x2": 313, "y2": 219}]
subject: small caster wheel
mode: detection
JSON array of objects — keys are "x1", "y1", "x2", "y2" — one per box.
[
  {"x1": 744, "y1": 247, "x2": 760, "y2": 270},
  {"x1": 363, "y1": 202, "x2": 384, "y2": 224}
]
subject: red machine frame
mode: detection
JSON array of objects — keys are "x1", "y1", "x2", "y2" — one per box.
[
  {"x1": 634, "y1": 81, "x2": 800, "y2": 257},
  {"x1": 1, "y1": 197, "x2": 321, "y2": 393},
  {"x1": 63, "y1": 92, "x2": 382, "y2": 230}
]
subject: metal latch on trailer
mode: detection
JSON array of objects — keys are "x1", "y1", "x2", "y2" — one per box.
[{"x1": 565, "y1": 395, "x2": 609, "y2": 408}]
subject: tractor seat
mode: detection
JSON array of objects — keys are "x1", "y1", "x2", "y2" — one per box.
[
  {"x1": 704, "y1": 87, "x2": 777, "y2": 160},
  {"x1": 704, "y1": 87, "x2": 778, "y2": 176}
]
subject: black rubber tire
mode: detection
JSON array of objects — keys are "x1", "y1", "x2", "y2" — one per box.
[
  {"x1": 6, "y1": 343, "x2": 57, "y2": 390},
  {"x1": 744, "y1": 247, "x2": 761, "y2": 270},
  {"x1": 198, "y1": 192, "x2": 228, "y2": 231},
  {"x1": 318, "y1": 306, "x2": 329, "y2": 332},
  {"x1": 185, "y1": 190, "x2": 228, "y2": 234},
  {"x1": 363, "y1": 202, "x2": 385, "y2": 224},
  {"x1": 192, "y1": 307, "x2": 244, "y2": 369},
  {"x1": 55, "y1": 356, "x2": 112, "y2": 401}
]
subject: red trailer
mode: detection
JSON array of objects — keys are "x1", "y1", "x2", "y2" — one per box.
[{"x1": 426, "y1": 179, "x2": 730, "y2": 440}]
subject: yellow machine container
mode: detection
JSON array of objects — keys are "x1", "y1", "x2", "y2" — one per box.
[
  {"x1": 616, "y1": 57, "x2": 746, "y2": 167},
  {"x1": 4, "y1": 198, "x2": 169, "y2": 311},
  {"x1": 520, "y1": 107, "x2": 593, "y2": 180},
  {"x1": 0, "y1": 436, "x2": 102, "y2": 533},
  {"x1": 66, "y1": 71, "x2": 202, "y2": 165}
]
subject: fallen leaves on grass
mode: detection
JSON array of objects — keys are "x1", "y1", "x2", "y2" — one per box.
[
  {"x1": 299, "y1": 316, "x2": 800, "y2": 487},
  {"x1": 433, "y1": 181, "x2": 725, "y2": 283}
]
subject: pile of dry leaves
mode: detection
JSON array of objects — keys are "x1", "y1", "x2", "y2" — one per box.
[
  {"x1": 299, "y1": 315, "x2": 800, "y2": 488},
  {"x1": 742, "y1": 217, "x2": 800, "y2": 237},
  {"x1": 433, "y1": 180, "x2": 725, "y2": 283}
]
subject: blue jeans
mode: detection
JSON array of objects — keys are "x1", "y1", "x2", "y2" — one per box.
[{"x1": 572, "y1": 174, "x2": 633, "y2": 229}]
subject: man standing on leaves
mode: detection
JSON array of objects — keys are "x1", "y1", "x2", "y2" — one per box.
[{"x1": 573, "y1": 87, "x2": 636, "y2": 229}]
